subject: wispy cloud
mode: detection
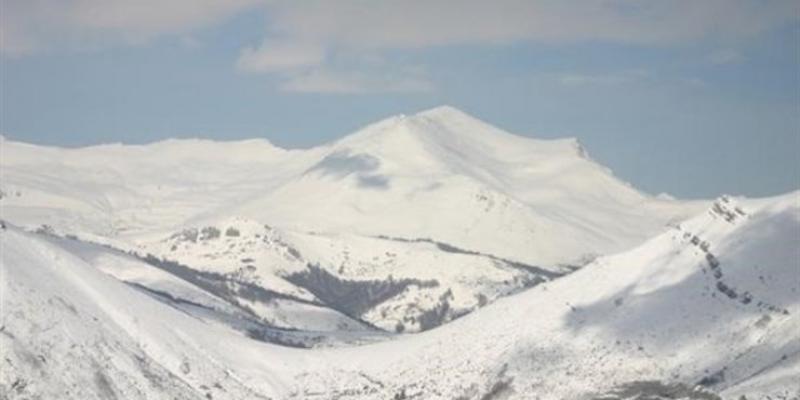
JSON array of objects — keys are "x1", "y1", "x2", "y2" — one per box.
[
  {"x1": 280, "y1": 68, "x2": 433, "y2": 94},
  {"x1": 238, "y1": 43, "x2": 434, "y2": 94},
  {"x1": 5, "y1": 0, "x2": 797, "y2": 58},
  {"x1": 235, "y1": 0, "x2": 797, "y2": 93},
  {"x1": 0, "y1": 0, "x2": 264, "y2": 57},
  {"x1": 237, "y1": 39, "x2": 325, "y2": 72},
  {"x1": 2, "y1": 0, "x2": 796, "y2": 93},
  {"x1": 261, "y1": 1, "x2": 799, "y2": 49}
]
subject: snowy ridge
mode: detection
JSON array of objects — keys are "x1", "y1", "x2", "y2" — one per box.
[
  {"x1": 0, "y1": 107, "x2": 705, "y2": 332},
  {"x1": 0, "y1": 106, "x2": 703, "y2": 263},
  {"x1": 230, "y1": 106, "x2": 699, "y2": 267},
  {"x1": 2, "y1": 191, "x2": 798, "y2": 399},
  {"x1": 136, "y1": 216, "x2": 564, "y2": 332},
  {"x1": 0, "y1": 225, "x2": 289, "y2": 399},
  {"x1": 0, "y1": 189, "x2": 800, "y2": 399},
  {"x1": 283, "y1": 192, "x2": 800, "y2": 399},
  {"x1": 1, "y1": 107, "x2": 796, "y2": 399}
]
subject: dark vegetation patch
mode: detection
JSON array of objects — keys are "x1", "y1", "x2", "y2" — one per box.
[
  {"x1": 285, "y1": 263, "x2": 439, "y2": 319},
  {"x1": 133, "y1": 254, "x2": 320, "y2": 316},
  {"x1": 594, "y1": 381, "x2": 722, "y2": 400},
  {"x1": 129, "y1": 258, "x2": 362, "y2": 347},
  {"x1": 172, "y1": 228, "x2": 199, "y2": 243},
  {"x1": 697, "y1": 368, "x2": 726, "y2": 388},
  {"x1": 125, "y1": 283, "x2": 214, "y2": 312},
  {"x1": 375, "y1": 235, "x2": 564, "y2": 280},
  {"x1": 200, "y1": 227, "x2": 220, "y2": 240},
  {"x1": 29, "y1": 232, "x2": 386, "y2": 347},
  {"x1": 225, "y1": 228, "x2": 240, "y2": 237},
  {"x1": 417, "y1": 290, "x2": 455, "y2": 331},
  {"x1": 243, "y1": 328, "x2": 315, "y2": 348}
]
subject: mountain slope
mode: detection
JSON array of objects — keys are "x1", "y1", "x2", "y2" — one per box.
[
  {"x1": 0, "y1": 106, "x2": 703, "y2": 266},
  {"x1": 230, "y1": 106, "x2": 703, "y2": 266},
  {"x1": 0, "y1": 225, "x2": 292, "y2": 400},
  {"x1": 2, "y1": 191, "x2": 797, "y2": 399},
  {"x1": 138, "y1": 216, "x2": 563, "y2": 332},
  {"x1": 283, "y1": 192, "x2": 799, "y2": 399},
  {"x1": 0, "y1": 106, "x2": 708, "y2": 332}
]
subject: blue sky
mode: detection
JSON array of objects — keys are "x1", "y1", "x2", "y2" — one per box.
[{"x1": 1, "y1": 1, "x2": 798, "y2": 199}]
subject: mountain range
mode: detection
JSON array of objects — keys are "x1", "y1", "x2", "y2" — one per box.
[{"x1": 1, "y1": 106, "x2": 797, "y2": 399}]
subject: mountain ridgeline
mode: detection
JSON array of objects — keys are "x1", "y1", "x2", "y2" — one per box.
[{"x1": 0, "y1": 107, "x2": 797, "y2": 399}]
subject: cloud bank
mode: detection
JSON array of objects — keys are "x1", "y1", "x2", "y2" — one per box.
[
  {"x1": 0, "y1": 0, "x2": 263, "y2": 56},
  {"x1": 3, "y1": 0, "x2": 797, "y2": 92}
]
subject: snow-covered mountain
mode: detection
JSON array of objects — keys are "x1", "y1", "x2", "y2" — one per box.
[
  {"x1": 0, "y1": 106, "x2": 704, "y2": 332},
  {"x1": 2, "y1": 190, "x2": 797, "y2": 399},
  {"x1": 0, "y1": 106, "x2": 703, "y2": 263},
  {"x1": 1, "y1": 106, "x2": 797, "y2": 399}
]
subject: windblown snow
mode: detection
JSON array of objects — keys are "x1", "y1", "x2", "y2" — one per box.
[{"x1": 0, "y1": 106, "x2": 797, "y2": 399}]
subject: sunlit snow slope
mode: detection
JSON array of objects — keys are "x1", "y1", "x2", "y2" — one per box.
[
  {"x1": 0, "y1": 107, "x2": 705, "y2": 332},
  {"x1": 279, "y1": 192, "x2": 800, "y2": 399},
  {"x1": 0, "y1": 106, "x2": 702, "y2": 266},
  {"x1": 1, "y1": 190, "x2": 797, "y2": 399}
]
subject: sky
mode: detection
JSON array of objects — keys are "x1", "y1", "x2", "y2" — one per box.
[{"x1": 1, "y1": 0, "x2": 798, "y2": 199}]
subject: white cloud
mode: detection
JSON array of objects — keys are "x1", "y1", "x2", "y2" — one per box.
[
  {"x1": 280, "y1": 68, "x2": 433, "y2": 94},
  {"x1": 261, "y1": 0, "x2": 799, "y2": 49},
  {"x1": 1, "y1": 0, "x2": 263, "y2": 56},
  {"x1": 3, "y1": 0, "x2": 796, "y2": 93},
  {"x1": 5, "y1": 0, "x2": 796, "y2": 58},
  {"x1": 237, "y1": 39, "x2": 325, "y2": 72},
  {"x1": 235, "y1": 0, "x2": 797, "y2": 93}
]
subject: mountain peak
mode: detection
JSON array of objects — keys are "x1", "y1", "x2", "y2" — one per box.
[
  {"x1": 332, "y1": 105, "x2": 496, "y2": 151},
  {"x1": 333, "y1": 105, "x2": 596, "y2": 166},
  {"x1": 415, "y1": 105, "x2": 470, "y2": 119},
  {"x1": 413, "y1": 105, "x2": 494, "y2": 129}
]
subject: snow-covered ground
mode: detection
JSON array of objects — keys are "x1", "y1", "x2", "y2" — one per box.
[
  {"x1": 1, "y1": 107, "x2": 797, "y2": 399},
  {"x1": 0, "y1": 106, "x2": 704, "y2": 260},
  {"x1": 2, "y1": 189, "x2": 797, "y2": 399},
  {"x1": 0, "y1": 107, "x2": 705, "y2": 332}
]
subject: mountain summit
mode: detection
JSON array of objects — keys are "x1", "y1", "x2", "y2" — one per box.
[
  {"x1": 2, "y1": 106, "x2": 796, "y2": 400},
  {"x1": 230, "y1": 106, "x2": 704, "y2": 266},
  {"x1": 333, "y1": 105, "x2": 588, "y2": 169},
  {"x1": 0, "y1": 107, "x2": 704, "y2": 267},
  {"x1": 0, "y1": 107, "x2": 707, "y2": 336}
]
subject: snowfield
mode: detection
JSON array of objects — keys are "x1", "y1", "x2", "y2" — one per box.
[
  {"x1": 0, "y1": 106, "x2": 704, "y2": 333},
  {"x1": 0, "y1": 107, "x2": 798, "y2": 399}
]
